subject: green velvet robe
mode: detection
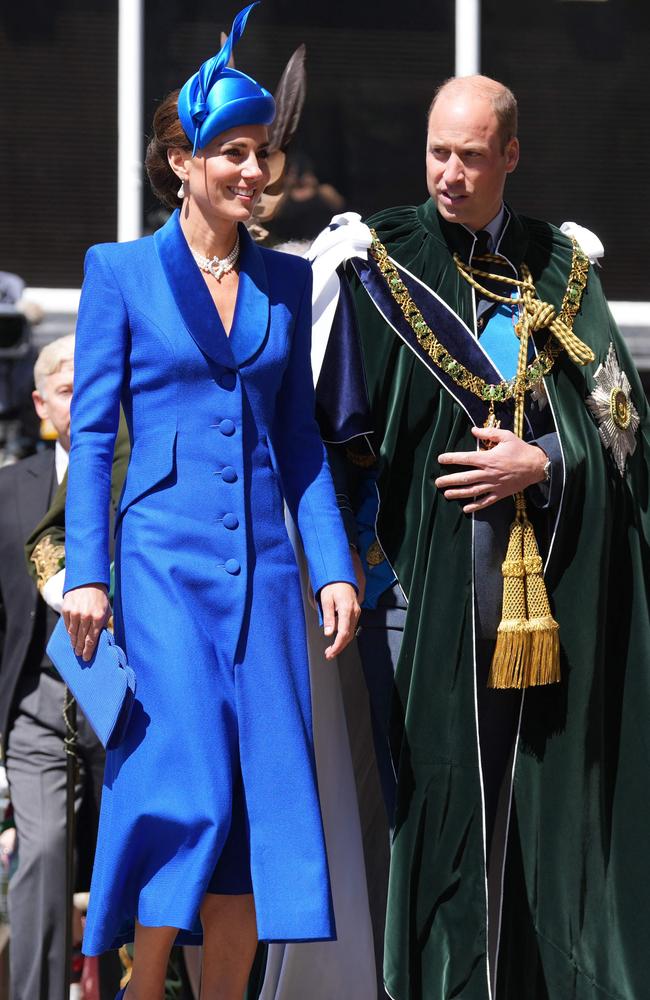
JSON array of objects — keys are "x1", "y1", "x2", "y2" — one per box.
[{"x1": 351, "y1": 200, "x2": 650, "y2": 1000}]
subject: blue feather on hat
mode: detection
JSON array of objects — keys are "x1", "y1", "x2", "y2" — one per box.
[{"x1": 178, "y1": 2, "x2": 275, "y2": 156}]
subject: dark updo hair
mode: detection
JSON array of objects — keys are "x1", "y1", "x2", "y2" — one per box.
[{"x1": 145, "y1": 90, "x2": 192, "y2": 211}]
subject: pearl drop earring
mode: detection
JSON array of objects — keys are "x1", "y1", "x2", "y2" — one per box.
[{"x1": 177, "y1": 180, "x2": 186, "y2": 199}]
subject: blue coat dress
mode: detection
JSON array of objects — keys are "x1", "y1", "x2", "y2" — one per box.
[{"x1": 64, "y1": 211, "x2": 356, "y2": 954}]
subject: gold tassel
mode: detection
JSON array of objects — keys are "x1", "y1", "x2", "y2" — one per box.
[
  {"x1": 487, "y1": 283, "x2": 562, "y2": 689},
  {"x1": 488, "y1": 498, "x2": 561, "y2": 689},
  {"x1": 521, "y1": 519, "x2": 560, "y2": 686},
  {"x1": 488, "y1": 507, "x2": 530, "y2": 689}
]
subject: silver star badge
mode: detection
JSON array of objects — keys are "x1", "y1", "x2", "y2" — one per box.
[{"x1": 586, "y1": 343, "x2": 640, "y2": 476}]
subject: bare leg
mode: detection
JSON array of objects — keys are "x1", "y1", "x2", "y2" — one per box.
[
  {"x1": 122, "y1": 921, "x2": 178, "y2": 1000},
  {"x1": 199, "y1": 893, "x2": 257, "y2": 1000},
  {"x1": 183, "y1": 945, "x2": 203, "y2": 998}
]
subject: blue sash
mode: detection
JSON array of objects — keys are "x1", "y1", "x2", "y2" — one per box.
[{"x1": 479, "y1": 296, "x2": 527, "y2": 382}]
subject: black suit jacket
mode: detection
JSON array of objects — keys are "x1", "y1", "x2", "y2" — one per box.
[{"x1": 0, "y1": 448, "x2": 56, "y2": 746}]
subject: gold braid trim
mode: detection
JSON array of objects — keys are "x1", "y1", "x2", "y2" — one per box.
[
  {"x1": 455, "y1": 249, "x2": 594, "y2": 368},
  {"x1": 366, "y1": 539, "x2": 385, "y2": 566},
  {"x1": 368, "y1": 231, "x2": 593, "y2": 403},
  {"x1": 30, "y1": 536, "x2": 65, "y2": 591},
  {"x1": 345, "y1": 447, "x2": 377, "y2": 468}
]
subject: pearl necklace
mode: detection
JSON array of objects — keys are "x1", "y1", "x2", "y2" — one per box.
[{"x1": 191, "y1": 234, "x2": 240, "y2": 281}]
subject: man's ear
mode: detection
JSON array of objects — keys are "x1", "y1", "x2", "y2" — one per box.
[
  {"x1": 32, "y1": 389, "x2": 47, "y2": 421},
  {"x1": 505, "y1": 137, "x2": 520, "y2": 174}
]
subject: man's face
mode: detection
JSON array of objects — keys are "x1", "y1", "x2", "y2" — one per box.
[
  {"x1": 426, "y1": 90, "x2": 519, "y2": 231},
  {"x1": 32, "y1": 360, "x2": 73, "y2": 450}
]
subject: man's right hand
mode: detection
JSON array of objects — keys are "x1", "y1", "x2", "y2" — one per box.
[{"x1": 62, "y1": 584, "x2": 111, "y2": 662}]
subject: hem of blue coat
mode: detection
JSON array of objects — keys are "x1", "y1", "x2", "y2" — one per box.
[{"x1": 83, "y1": 926, "x2": 337, "y2": 955}]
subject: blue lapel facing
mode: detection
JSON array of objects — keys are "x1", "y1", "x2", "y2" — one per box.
[
  {"x1": 154, "y1": 210, "x2": 238, "y2": 368},
  {"x1": 17, "y1": 451, "x2": 55, "y2": 543},
  {"x1": 228, "y1": 224, "x2": 270, "y2": 368}
]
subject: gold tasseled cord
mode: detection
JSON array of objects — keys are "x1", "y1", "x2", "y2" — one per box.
[{"x1": 487, "y1": 288, "x2": 562, "y2": 689}]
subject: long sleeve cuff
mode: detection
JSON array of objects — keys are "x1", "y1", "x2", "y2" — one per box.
[{"x1": 526, "y1": 432, "x2": 563, "y2": 511}]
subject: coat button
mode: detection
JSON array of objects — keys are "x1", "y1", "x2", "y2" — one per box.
[
  {"x1": 223, "y1": 513, "x2": 239, "y2": 530},
  {"x1": 224, "y1": 558, "x2": 240, "y2": 575},
  {"x1": 219, "y1": 370, "x2": 236, "y2": 390},
  {"x1": 219, "y1": 418, "x2": 236, "y2": 436},
  {"x1": 221, "y1": 466, "x2": 237, "y2": 483}
]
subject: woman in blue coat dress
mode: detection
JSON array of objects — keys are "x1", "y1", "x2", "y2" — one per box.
[{"x1": 61, "y1": 7, "x2": 359, "y2": 998}]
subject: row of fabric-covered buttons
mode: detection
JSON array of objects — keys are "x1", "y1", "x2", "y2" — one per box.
[
  {"x1": 216, "y1": 368, "x2": 239, "y2": 574},
  {"x1": 217, "y1": 466, "x2": 238, "y2": 483}
]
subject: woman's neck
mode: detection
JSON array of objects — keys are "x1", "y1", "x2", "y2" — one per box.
[{"x1": 179, "y1": 203, "x2": 238, "y2": 259}]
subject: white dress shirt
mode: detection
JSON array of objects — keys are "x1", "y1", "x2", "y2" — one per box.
[{"x1": 41, "y1": 442, "x2": 70, "y2": 612}]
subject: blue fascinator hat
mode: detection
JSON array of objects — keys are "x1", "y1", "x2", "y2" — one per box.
[{"x1": 178, "y1": 2, "x2": 275, "y2": 156}]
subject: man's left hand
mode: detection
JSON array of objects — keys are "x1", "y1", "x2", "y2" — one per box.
[{"x1": 436, "y1": 426, "x2": 547, "y2": 514}]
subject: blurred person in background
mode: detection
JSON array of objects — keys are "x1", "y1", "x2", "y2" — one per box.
[
  {"x1": 267, "y1": 151, "x2": 345, "y2": 244},
  {"x1": 0, "y1": 271, "x2": 41, "y2": 464},
  {"x1": 0, "y1": 335, "x2": 107, "y2": 1000}
]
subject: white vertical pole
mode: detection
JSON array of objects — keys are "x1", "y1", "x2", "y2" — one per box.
[
  {"x1": 118, "y1": 0, "x2": 144, "y2": 242},
  {"x1": 455, "y1": 0, "x2": 481, "y2": 77}
]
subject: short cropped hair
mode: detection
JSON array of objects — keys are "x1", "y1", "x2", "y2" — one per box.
[
  {"x1": 428, "y1": 76, "x2": 518, "y2": 150},
  {"x1": 34, "y1": 334, "x2": 75, "y2": 395}
]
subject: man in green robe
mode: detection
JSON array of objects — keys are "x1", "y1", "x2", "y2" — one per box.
[{"x1": 313, "y1": 76, "x2": 650, "y2": 999}]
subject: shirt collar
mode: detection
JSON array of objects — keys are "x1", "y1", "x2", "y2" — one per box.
[
  {"x1": 416, "y1": 199, "x2": 529, "y2": 268},
  {"x1": 462, "y1": 203, "x2": 506, "y2": 252},
  {"x1": 55, "y1": 440, "x2": 69, "y2": 484}
]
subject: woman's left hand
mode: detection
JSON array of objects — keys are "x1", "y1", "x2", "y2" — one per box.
[{"x1": 319, "y1": 583, "x2": 361, "y2": 661}]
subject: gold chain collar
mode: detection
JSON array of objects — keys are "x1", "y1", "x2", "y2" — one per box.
[{"x1": 367, "y1": 231, "x2": 592, "y2": 404}]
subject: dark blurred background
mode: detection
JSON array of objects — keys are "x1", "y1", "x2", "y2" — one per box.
[{"x1": 1, "y1": 0, "x2": 648, "y2": 302}]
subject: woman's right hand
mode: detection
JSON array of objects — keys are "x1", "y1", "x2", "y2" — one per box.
[{"x1": 62, "y1": 584, "x2": 111, "y2": 662}]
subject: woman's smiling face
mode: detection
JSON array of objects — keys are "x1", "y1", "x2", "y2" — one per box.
[{"x1": 174, "y1": 124, "x2": 271, "y2": 224}]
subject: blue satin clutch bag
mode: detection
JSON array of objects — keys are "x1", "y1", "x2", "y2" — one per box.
[{"x1": 47, "y1": 618, "x2": 136, "y2": 749}]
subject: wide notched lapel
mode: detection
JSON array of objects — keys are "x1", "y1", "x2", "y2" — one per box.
[
  {"x1": 228, "y1": 224, "x2": 270, "y2": 367},
  {"x1": 154, "y1": 210, "x2": 236, "y2": 367},
  {"x1": 16, "y1": 451, "x2": 55, "y2": 543}
]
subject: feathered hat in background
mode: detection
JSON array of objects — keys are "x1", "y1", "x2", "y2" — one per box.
[
  {"x1": 215, "y1": 27, "x2": 308, "y2": 240},
  {"x1": 250, "y1": 43, "x2": 307, "y2": 236},
  {"x1": 177, "y1": 2, "x2": 275, "y2": 156}
]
